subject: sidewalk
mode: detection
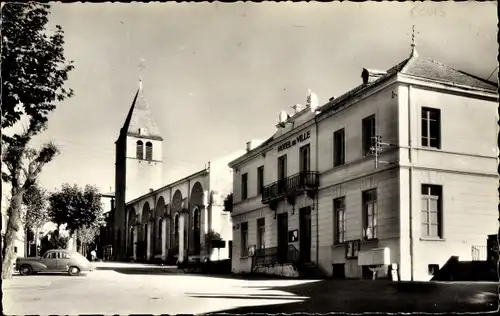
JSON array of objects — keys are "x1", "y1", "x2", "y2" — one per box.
[{"x1": 92, "y1": 261, "x2": 177, "y2": 269}]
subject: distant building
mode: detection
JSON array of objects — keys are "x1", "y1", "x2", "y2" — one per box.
[
  {"x1": 228, "y1": 45, "x2": 498, "y2": 281},
  {"x1": 112, "y1": 81, "x2": 241, "y2": 262}
]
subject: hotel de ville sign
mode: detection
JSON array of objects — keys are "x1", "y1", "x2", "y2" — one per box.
[{"x1": 277, "y1": 130, "x2": 311, "y2": 152}]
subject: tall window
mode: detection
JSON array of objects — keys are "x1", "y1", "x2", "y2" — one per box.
[
  {"x1": 422, "y1": 107, "x2": 441, "y2": 149},
  {"x1": 136, "y1": 140, "x2": 144, "y2": 159},
  {"x1": 257, "y1": 166, "x2": 264, "y2": 195},
  {"x1": 362, "y1": 189, "x2": 377, "y2": 240},
  {"x1": 362, "y1": 115, "x2": 376, "y2": 157},
  {"x1": 334, "y1": 128, "x2": 345, "y2": 166},
  {"x1": 421, "y1": 184, "x2": 443, "y2": 238},
  {"x1": 145, "y1": 142, "x2": 153, "y2": 160},
  {"x1": 278, "y1": 155, "x2": 287, "y2": 181},
  {"x1": 241, "y1": 173, "x2": 248, "y2": 200},
  {"x1": 299, "y1": 144, "x2": 311, "y2": 173},
  {"x1": 240, "y1": 222, "x2": 248, "y2": 256},
  {"x1": 334, "y1": 197, "x2": 346, "y2": 244},
  {"x1": 257, "y1": 218, "x2": 265, "y2": 250},
  {"x1": 277, "y1": 155, "x2": 287, "y2": 194}
]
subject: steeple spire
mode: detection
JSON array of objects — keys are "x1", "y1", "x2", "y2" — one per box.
[
  {"x1": 410, "y1": 25, "x2": 419, "y2": 58},
  {"x1": 138, "y1": 57, "x2": 146, "y2": 90}
]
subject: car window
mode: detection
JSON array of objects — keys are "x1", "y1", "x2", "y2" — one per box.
[
  {"x1": 59, "y1": 252, "x2": 71, "y2": 259},
  {"x1": 45, "y1": 252, "x2": 57, "y2": 259}
]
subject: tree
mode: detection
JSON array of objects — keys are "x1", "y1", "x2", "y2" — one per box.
[
  {"x1": 48, "y1": 183, "x2": 104, "y2": 235},
  {"x1": 1, "y1": 2, "x2": 74, "y2": 279},
  {"x1": 22, "y1": 181, "x2": 50, "y2": 233},
  {"x1": 223, "y1": 192, "x2": 233, "y2": 213},
  {"x1": 204, "y1": 229, "x2": 222, "y2": 258}
]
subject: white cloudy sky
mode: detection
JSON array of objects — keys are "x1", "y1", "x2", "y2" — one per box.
[{"x1": 22, "y1": 1, "x2": 497, "y2": 205}]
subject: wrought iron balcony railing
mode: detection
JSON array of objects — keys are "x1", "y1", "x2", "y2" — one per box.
[{"x1": 262, "y1": 171, "x2": 319, "y2": 204}]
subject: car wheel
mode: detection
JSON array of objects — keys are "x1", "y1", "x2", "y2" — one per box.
[
  {"x1": 19, "y1": 265, "x2": 33, "y2": 276},
  {"x1": 68, "y1": 266, "x2": 80, "y2": 276}
]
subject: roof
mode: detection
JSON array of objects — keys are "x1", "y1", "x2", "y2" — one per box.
[
  {"x1": 392, "y1": 55, "x2": 497, "y2": 91},
  {"x1": 120, "y1": 83, "x2": 163, "y2": 141},
  {"x1": 321, "y1": 52, "x2": 497, "y2": 113}
]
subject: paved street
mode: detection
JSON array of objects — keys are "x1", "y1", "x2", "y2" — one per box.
[{"x1": 2, "y1": 262, "x2": 498, "y2": 315}]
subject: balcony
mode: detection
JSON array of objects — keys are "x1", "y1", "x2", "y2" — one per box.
[{"x1": 262, "y1": 171, "x2": 319, "y2": 204}]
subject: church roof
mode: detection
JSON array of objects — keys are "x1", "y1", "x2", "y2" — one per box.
[{"x1": 120, "y1": 82, "x2": 163, "y2": 141}]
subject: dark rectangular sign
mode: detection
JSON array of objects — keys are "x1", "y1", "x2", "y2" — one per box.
[
  {"x1": 211, "y1": 240, "x2": 226, "y2": 249},
  {"x1": 277, "y1": 130, "x2": 311, "y2": 152}
]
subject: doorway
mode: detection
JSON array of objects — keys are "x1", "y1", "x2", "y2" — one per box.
[
  {"x1": 277, "y1": 212, "x2": 288, "y2": 263},
  {"x1": 299, "y1": 207, "x2": 312, "y2": 263}
]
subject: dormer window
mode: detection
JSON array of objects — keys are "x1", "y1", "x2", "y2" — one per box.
[
  {"x1": 136, "y1": 140, "x2": 144, "y2": 159},
  {"x1": 145, "y1": 142, "x2": 153, "y2": 161}
]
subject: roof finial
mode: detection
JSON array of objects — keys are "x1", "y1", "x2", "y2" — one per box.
[{"x1": 410, "y1": 25, "x2": 419, "y2": 58}]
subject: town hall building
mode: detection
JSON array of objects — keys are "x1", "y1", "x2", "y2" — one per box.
[{"x1": 228, "y1": 43, "x2": 498, "y2": 281}]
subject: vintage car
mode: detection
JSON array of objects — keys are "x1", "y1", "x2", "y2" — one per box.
[{"x1": 16, "y1": 249, "x2": 93, "y2": 276}]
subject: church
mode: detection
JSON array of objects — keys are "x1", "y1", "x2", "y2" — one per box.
[{"x1": 110, "y1": 81, "x2": 241, "y2": 263}]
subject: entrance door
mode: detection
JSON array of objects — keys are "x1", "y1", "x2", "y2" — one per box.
[
  {"x1": 299, "y1": 207, "x2": 312, "y2": 262},
  {"x1": 277, "y1": 212, "x2": 288, "y2": 263}
]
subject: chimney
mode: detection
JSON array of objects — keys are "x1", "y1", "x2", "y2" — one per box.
[
  {"x1": 246, "y1": 141, "x2": 252, "y2": 152},
  {"x1": 291, "y1": 104, "x2": 302, "y2": 114},
  {"x1": 306, "y1": 89, "x2": 319, "y2": 111},
  {"x1": 329, "y1": 96, "x2": 335, "y2": 102},
  {"x1": 361, "y1": 68, "x2": 387, "y2": 85}
]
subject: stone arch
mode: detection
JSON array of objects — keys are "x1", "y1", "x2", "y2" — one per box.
[
  {"x1": 189, "y1": 182, "x2": 204, "y2": 255},
  {"x1": 140, "y1": 202, "x2": 152, "y2": 261},
  {"x1": 154, "y1": 196, "x2": 166, "y2": 255},
  {"x1": 145, "y1": 141, "x2": 153, "y2": 161},
  {"x1": 173, "y1": 212, "x2": 180, "y2": 255},
  {"x1": 171, "y1": 190, "x2": 183, "y2": 257},
  {"x1": 127, "y1": 207, "x2": 137, "y2": 257}
]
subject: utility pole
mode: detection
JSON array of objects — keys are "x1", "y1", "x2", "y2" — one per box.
[{"x1": 370, "y1": 135, "x2": 395, "y2": 169}]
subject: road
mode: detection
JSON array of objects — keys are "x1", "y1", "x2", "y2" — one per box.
[{"x1": 2, "y1": 262, "x2": 498, "y2": 315}]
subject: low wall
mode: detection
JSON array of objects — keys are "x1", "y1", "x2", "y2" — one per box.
[{"x1": 254, "y1": 263, "x2": 300, "y2": 278}]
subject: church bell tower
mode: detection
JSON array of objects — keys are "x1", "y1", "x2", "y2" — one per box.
[{"x1": 114, "y1": 80, "x2": 163, "y2": 260}]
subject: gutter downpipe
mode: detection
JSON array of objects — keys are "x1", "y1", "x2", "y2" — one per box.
[
  {"x1": 408, "y1": 84, "x2": 414, "y2": 281},
  {"x1": 314, "y1": 115, "x2": 319, "y2": 265}
]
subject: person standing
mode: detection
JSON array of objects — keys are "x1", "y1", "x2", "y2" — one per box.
[{"x1": 90, "y1": 249, "x2": 97, "y2": 262}]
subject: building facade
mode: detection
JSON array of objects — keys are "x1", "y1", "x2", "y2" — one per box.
[
  {"x1": 113, "y1": 82, "x2": 236, "y2": 262},
  {"x1": 228, "y1": 47, "x2": 498, "y2": 281}
]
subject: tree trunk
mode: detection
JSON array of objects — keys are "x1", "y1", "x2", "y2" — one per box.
[{"x1": 2, "y1": 190, "x2": 23, "y2": 279}]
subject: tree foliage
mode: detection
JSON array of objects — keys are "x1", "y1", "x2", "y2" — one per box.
[
  {"x1": 76, "y1": 220, "x2": 105, "y2": 245},
  {"x1": 40, "y1": 232, "x2": 69, "y2": 255},
  {"x1": 1, "y1": 2, "x2": 74, "y2": 132},
  {"x1": 48, "y1": 183, "x2": 104, "y2": 233},
  {"x1": 21, "y1": 181, "x2": 50, "y2": 231},
  {"x1": 1, "y1": 2, "x2": 74, "y2": 279}
]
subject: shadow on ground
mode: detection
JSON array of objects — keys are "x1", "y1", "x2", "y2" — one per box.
[{"x1": 204, "y1": 279, "x2": 499, "y2": 314}]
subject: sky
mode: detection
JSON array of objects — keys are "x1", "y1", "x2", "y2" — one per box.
[{"x1": 20, "y1": 1, "x2": 497, "y2": 208}]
